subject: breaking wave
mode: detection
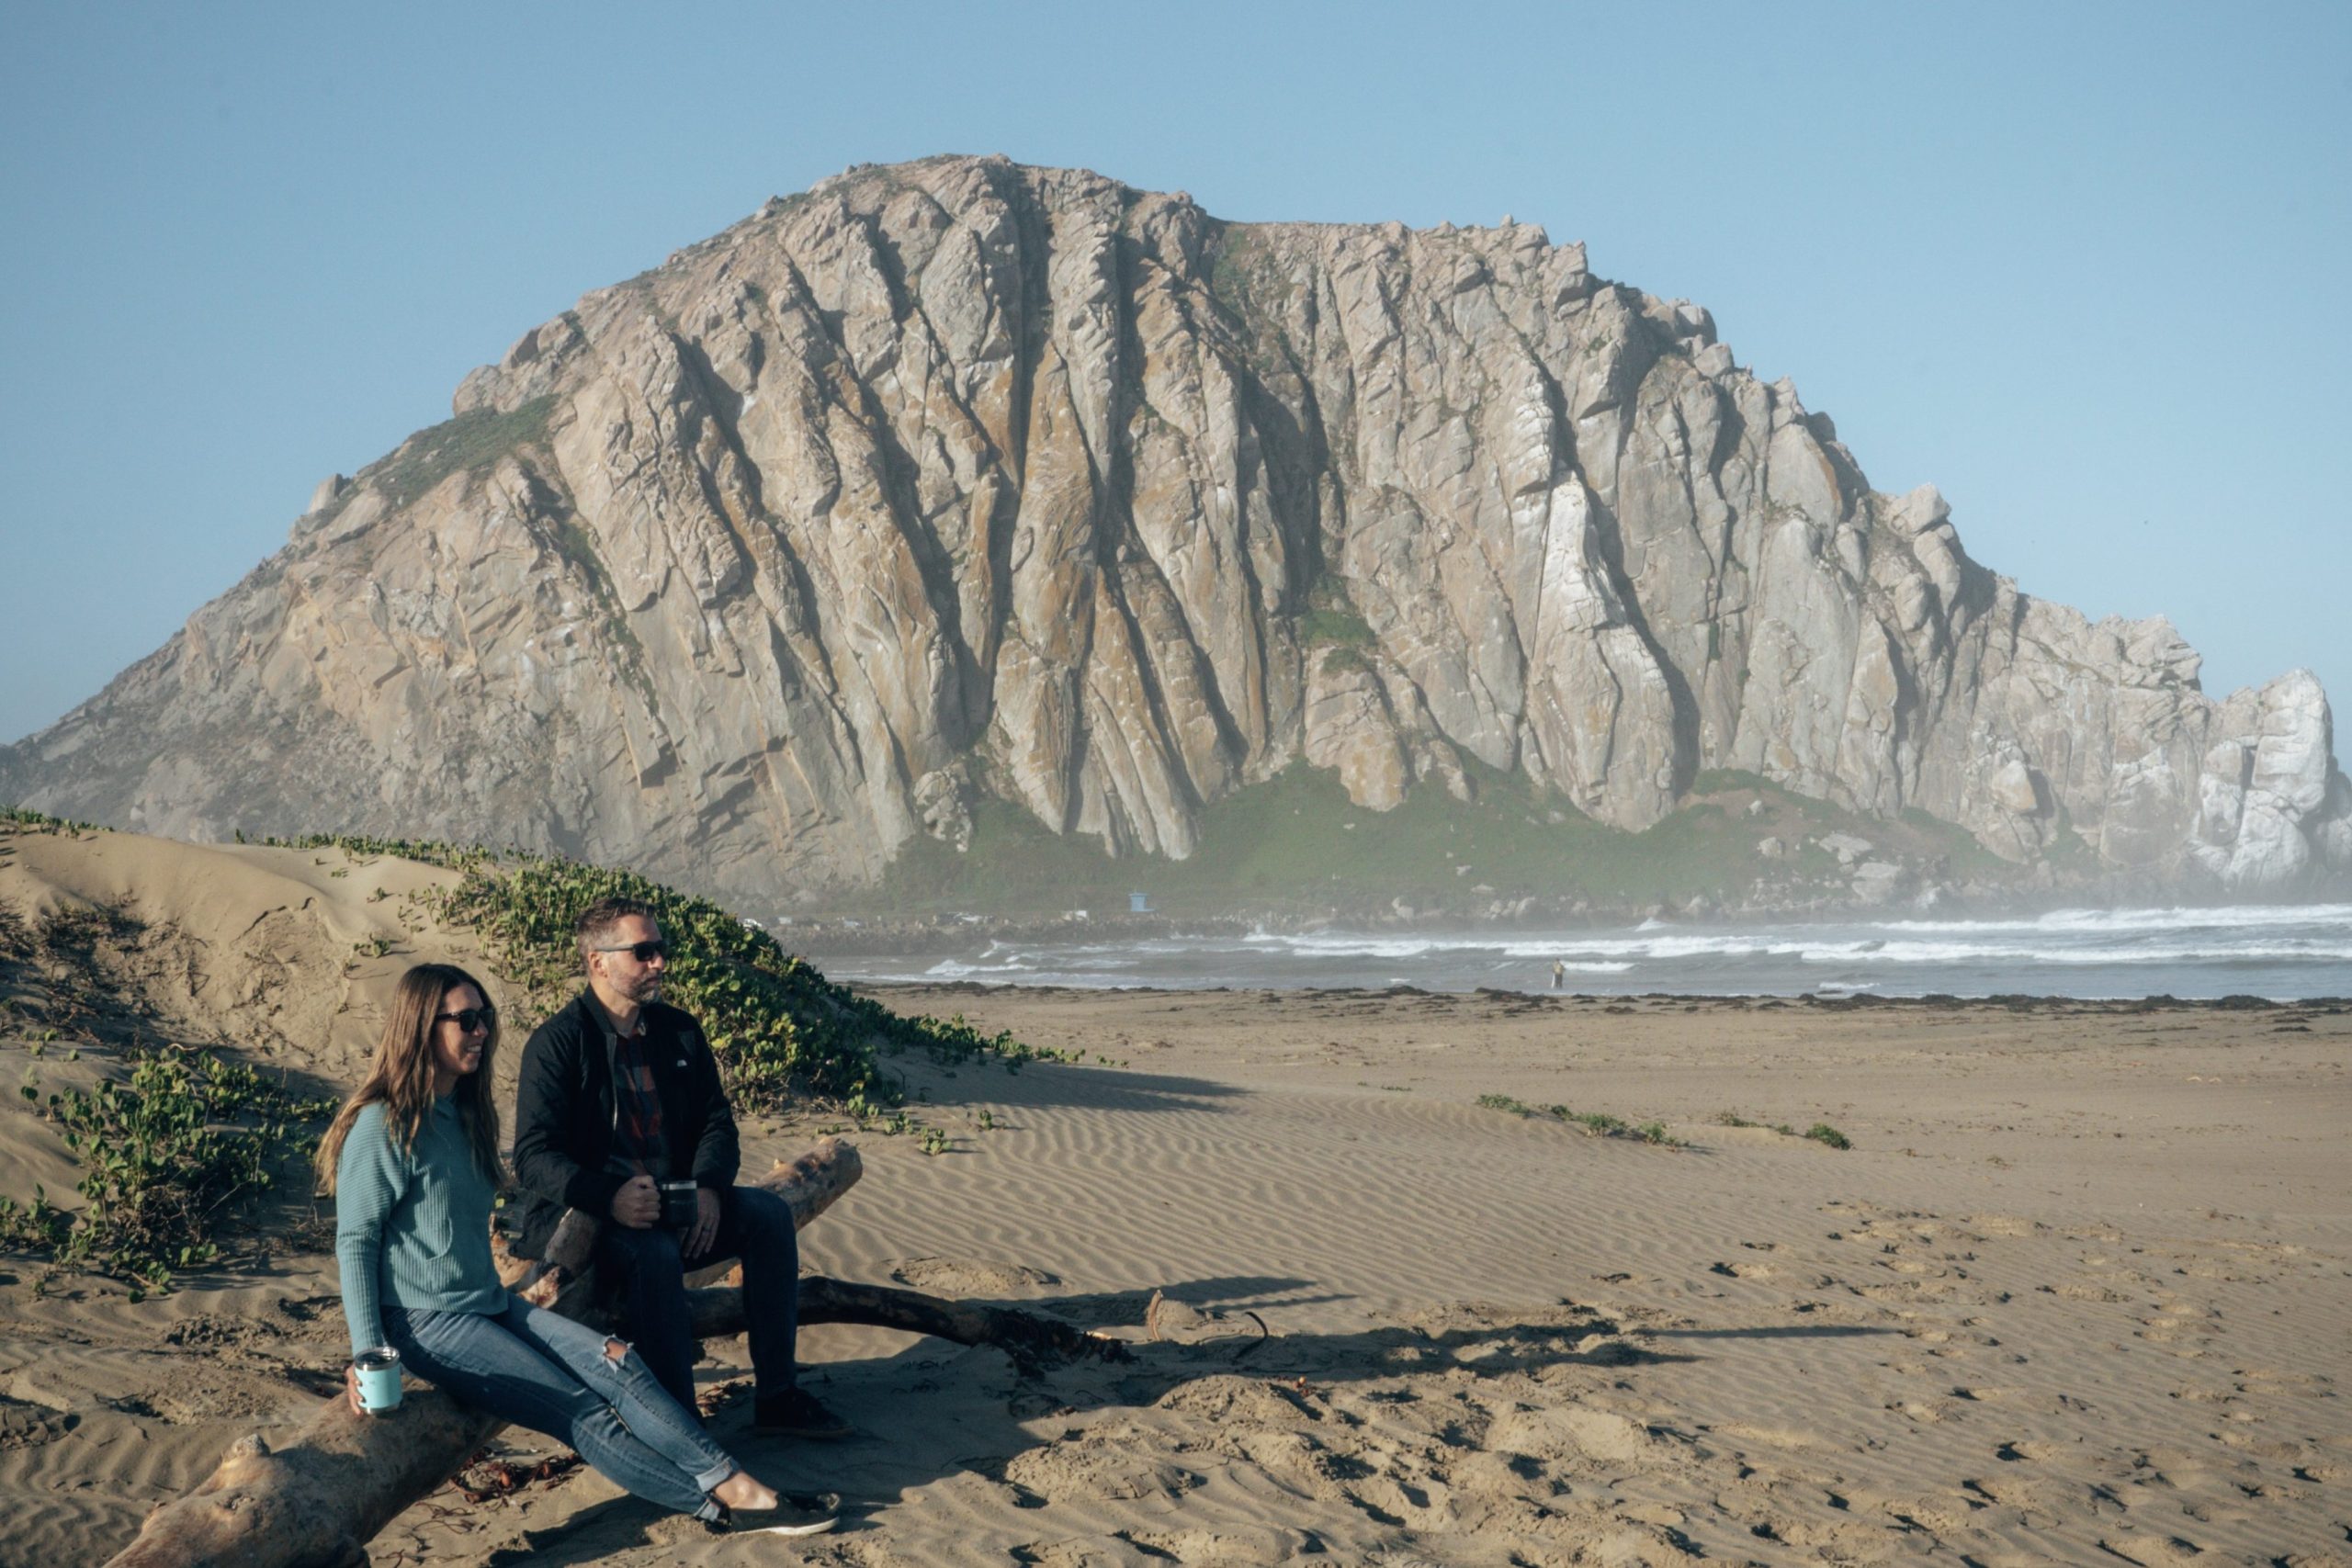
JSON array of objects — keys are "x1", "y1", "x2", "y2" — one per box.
[{"x1": 814, "y1": 903, "x2": 2352, "y2": 999}]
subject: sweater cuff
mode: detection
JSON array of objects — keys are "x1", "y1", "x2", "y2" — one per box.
[{"x1": 344, "y1": 1285, "x2": 386, "y2": 1359}]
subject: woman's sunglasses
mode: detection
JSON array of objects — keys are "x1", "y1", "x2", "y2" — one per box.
[
  {"x1": 435, "y1": 1007, "x2": 496, "y2": 1034},
  {"x1": 593, "y1": 940, "x2": 670, "y2": 963}
]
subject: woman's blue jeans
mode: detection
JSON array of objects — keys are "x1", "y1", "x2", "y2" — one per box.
[{"x1": 382, "y1": 1294, "x2": 735, "y2": 1520}]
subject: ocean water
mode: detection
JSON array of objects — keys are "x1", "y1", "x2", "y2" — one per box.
[{"x1": 808, "y1": 904, "x2": 2352, "y2": 1000}]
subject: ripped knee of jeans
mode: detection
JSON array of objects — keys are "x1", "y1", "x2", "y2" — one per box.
[{"x1": 602, "y1": 1337, "x2": 629, "y2": 1366}]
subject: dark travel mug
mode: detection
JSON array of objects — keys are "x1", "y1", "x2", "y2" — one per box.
[{"x1": 659, "y1": 1180, "x2": 700, "y2": 1230}]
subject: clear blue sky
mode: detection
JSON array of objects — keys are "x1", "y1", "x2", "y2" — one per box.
[{"x1": 4, "y1": 1, "x2": 2346, "y2": 750}]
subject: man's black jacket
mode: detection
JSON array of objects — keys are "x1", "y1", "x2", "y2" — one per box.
[{"x1": 509, "y1": 992, "x2": 740, "y2": 1258}]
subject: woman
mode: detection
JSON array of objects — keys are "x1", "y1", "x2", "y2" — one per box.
[{"x1": 319, "y1": 963, "x2": 833, "y2": 1536}]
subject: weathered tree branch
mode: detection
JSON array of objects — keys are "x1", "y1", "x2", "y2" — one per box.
[{"x1": 691, "y1": 1276, "x2": 1130, "y2": 1375}]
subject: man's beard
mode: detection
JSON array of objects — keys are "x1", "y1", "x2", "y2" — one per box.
[{"x1": 625, "y1": 972, "x2": 663, "y2": 1005}]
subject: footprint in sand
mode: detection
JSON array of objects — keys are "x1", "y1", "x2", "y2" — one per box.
[
  {"x1": 1952, "y1": 1385, "x2": 2098, "y2": 1416},
  {"x1": 2133, "y1": 1299, "x2": 2223, "y2": 1355},
  {"x1": 888, "y1": 1256, "x2": 1061, "y2": 1294},
  {"x1": 1990, "y1": 1438, "x2": 2068, "y2": 1463},
  {"x1": 1704, "y1": 1420, "x2": 1837, "y2": 1453},
  {"x1": 1155, "y1": 1374, "x2": 1319, "y2": 1428},
  {"x1": 1118, "y1": 1526, "x2": 1319, "y2": 1565},
  {"x1": 2213, "y1": 1425, "x2": 2304, "y2": 1463},
  {"x1": 1886, "y1": 1395, "x2": 1961, "y2": 1424},
  {"x1": 1004, "y1": 1427, "x2": 1204, "y2": 1505},
  {"x1": 1959, "y1": 1471, "x2": 2071, "y2": 1528},
  {"x1": 2166, "y1": 1382, "x2": 2238, "y2": 1404},
  {"x1": 2236, "y1": 1364, "x2": 2331, "y2": 1395},
  {"x1": 1487, "y1": 1404, "x2": 1657, "y2": 1465},
  {"x1": 2097, "y1": 1530, "x2": 2209, "y2": 1567},
  {"x1": 0, "y1": 1393, "x2": 73, "y2": 1449},
  {"x1": 2044, "y1": 1281, "x2": 2132, "y2": 1303},
  {"x1": 1964, "y1": 1213, "x2": 2048, "y2": 1238}
]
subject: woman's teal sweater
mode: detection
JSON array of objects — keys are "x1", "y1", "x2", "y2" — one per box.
[{"x1": 334, "y1": 1098, "x2": 508, "y2": 1357}]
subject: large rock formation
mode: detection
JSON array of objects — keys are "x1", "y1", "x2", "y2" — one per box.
[{"x1": 5, "y1": 156, "x2": 2346, "y2": 901}]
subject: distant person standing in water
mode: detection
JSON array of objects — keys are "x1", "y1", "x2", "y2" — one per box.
[
  {"x1": 510, "y1": 898, "x2": 852, "y2": 1438},
  {"x1": 1552, "y1": 959, "x2": 1567, "y2": 990},
  {"x1": 321, "y1": 963, "x2": 832, "y2": 1535}
]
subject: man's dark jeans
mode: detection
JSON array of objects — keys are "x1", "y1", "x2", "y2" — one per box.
[{"x1": 595, "y1": 1184, "x2": 800, "y2": 1416}]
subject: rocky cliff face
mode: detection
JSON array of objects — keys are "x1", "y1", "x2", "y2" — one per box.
[{"x1": 6, "y1": 156, "x2": 2346, "y2": 902}]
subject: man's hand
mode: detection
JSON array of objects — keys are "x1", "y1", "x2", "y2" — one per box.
[
  {"x1": 683, "y1": 1187, "x2": 721, "y2": 1260},
  {"x1": 610, "y1": 1172, "x2": 660, "y2": 1229}
]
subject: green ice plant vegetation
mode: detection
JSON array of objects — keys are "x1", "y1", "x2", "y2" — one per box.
[
  {"x1": 356, "y1": 396, "x2": 558, "y2": 513},
  {"x1": 1475, "y1": 1092, "x2": 1685, "y2": 1147},
  {"x1": 1299, "y1": 577, "x2": 1376, "y2": 649},
  {"x1": 0, "y1": 806, "x2": 105, "y2": 836},
  {"x1": 253, "y1": 830, "x2": 494, "y2": 870},
  {"x1": 0, "y1": 1051, "x2": 335, "y2": 1300},
  {"x1": 1715, "y1": 1110, "x2": 1852, "y2": 1148}
]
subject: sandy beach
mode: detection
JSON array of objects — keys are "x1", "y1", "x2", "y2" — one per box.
[{"x1": 2, "y1": 829, "x2": 2346, "y2": 1565}]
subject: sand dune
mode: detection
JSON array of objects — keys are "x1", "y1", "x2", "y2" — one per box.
[
  {"x1": 1, "y1": 827, "x2": 2346, "y2": 1563},
  {"x1": 0, "y1": 826, "x2": 506, "y2": 1091}
]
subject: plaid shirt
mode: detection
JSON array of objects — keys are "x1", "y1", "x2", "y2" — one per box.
[{"x1": 605, "y1": 1016, "x2": 669, "y2": 1179}]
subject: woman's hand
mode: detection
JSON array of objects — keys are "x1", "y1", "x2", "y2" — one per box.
[{"x1": 345, "y1": 1363, "x2": 366, "y2": 1416}]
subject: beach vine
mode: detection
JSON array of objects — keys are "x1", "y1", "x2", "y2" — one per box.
[
  {"x1": 0, "y1": 1050, "x2": 334, "y2": 1299},
  {"x1": 1715, "y1": 1110, "x2": 1853, "y2": 1149},
  {"x1": 1476, "y1": 1092, "x2": 1685, "y2": 1146}
]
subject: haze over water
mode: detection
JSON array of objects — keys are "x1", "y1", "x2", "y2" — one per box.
[{"x1": 814, "y1": 905, "x2": 2352, "y2": 1001}]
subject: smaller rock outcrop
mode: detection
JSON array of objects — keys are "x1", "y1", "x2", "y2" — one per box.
[{"x1": 2189, "y1": 671, "x2": 2341, "y2": 888}]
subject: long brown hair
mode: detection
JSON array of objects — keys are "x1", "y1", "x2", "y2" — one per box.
[{"x1": 316, "y1": 963, "x2": 504, "y2": 1190}]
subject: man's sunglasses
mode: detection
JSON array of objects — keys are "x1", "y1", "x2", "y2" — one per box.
[
  {"x1": 435, "y1": 1007, "x2": 496, "y2": 1034},
  {"x1": 593, "y1": 940, "x2": 670, "y2": 963}
]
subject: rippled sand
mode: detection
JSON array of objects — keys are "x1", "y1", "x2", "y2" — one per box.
[{"x1": 3, "y1": 829, "x2": 2346, "y2": 1564}]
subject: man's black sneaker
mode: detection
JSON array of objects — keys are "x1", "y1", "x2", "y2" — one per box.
[
  {"x1": 715, "y1": 1492, "x2": 840, "y2": 1537},
  {"x1": 754, "y1": 1387, "x2": 854, "y2": 1438}
]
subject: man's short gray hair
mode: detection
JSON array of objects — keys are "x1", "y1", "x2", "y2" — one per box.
[{"x1": 575, "y1": 897, "x2": 658, "y2": 968}]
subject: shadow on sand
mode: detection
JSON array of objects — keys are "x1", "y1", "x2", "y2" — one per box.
[{"x1": 470, "y1": 1277, "x2": 1711, "y2": 1564}]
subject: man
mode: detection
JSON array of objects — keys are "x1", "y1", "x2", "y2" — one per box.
[{"x1": 511, "y1": 897, "x2": 850, "y2": 1437}]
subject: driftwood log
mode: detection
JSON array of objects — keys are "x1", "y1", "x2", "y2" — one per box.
[{"x1": 103, "y1": 1137, "x2": 1125, "y2": 1568}]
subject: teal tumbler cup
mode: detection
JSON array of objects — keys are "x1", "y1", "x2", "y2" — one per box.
[{"x1": 355, "y1": 1346, "x2": 403, "y2": 1414}]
